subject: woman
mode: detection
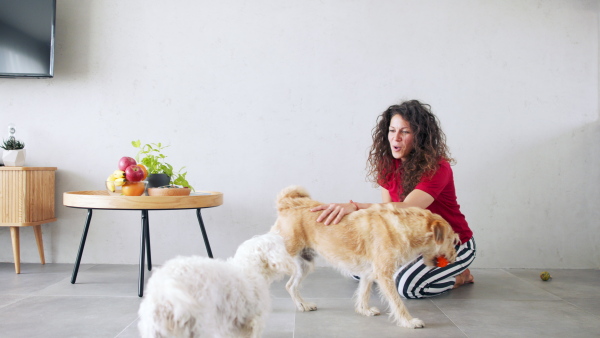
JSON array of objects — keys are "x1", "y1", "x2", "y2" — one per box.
[{"x1": 311, "y1": 100, "x2": 475, "y2": 298}]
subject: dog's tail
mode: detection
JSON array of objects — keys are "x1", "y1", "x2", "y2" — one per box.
[{"x1": 276, "y1": 185, "x2": 312, "y2": 211}]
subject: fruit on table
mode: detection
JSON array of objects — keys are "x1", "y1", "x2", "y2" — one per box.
[
  {"x1": 138, "y1": 164, "x2": 148, "y2": 180},
  {"x1": 122, "y1": 181, "x2": 146, "y2": 196},
  {"x1": 106, "y1": 175, "x2": 116, "y2": 192},
  {"x1": 112, "y1": 170, "x2": 125, "y2": 179},
  {"x1": 125, "y1": 164, "x2": 144, "y2": 182},
  {"x1": 118, "y1": 156, "x2": 137, "y2": 171},
  {"x1": 114, "y1": 178, "x2": 125, "y2": 187},
  {"x1": 108, "y1": 157, "x2": 148, "y2": 195}
]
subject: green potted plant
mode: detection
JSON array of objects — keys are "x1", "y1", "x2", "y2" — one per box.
[
  {"x1": 131, "y1": 140, "x2": 194, "y2": 190},
  {"x1": 1, "y1": 137, "x2": 26, "y2": 167}
]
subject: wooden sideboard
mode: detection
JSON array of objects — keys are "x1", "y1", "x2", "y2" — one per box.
[{"x1": 0, "y1": 166, "x2": 57, "y2": 273}]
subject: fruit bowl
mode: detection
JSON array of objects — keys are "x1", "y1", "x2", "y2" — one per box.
[{"x1": 106, "y1": 180, "x2": 148, "y2": 196}]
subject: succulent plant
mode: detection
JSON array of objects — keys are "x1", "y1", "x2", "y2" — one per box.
[{"x1": 1, "y1": 137, "x2": 25, "y2": 150}]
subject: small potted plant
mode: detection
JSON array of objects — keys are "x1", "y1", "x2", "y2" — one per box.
[
  {"x1": 1, "y1": 137, "x2": 26, "y2": 167},
  {"x1": 131, "y1": 140, "x2": 194, "y2": 192}
]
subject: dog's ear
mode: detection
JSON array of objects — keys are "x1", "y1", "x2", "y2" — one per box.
[
  {"x1": 430, "y1": 220, "x2": 447, "y2": 245},
  {"x1": 256, "y1": 240, "x2": 295, "y2": 276}
]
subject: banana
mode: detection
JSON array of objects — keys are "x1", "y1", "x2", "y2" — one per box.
[
  {"x1": 106, "y1": 176, "x2": 116, "y2": 192},
  {"x1": 114, "y1": 178, "x2": 126, "y2": 187},
  {"x1": 112, "y1": 170, "x2": 125, "y2": 179}
]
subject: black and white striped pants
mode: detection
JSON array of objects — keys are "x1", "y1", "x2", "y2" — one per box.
[{"x1": 394, "y1": 237, "x2": 476, "y2": 299}]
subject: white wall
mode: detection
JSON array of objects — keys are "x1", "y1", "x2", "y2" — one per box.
[{"x1": 1, "y1": 0, "x2": 598, "y2": 269}]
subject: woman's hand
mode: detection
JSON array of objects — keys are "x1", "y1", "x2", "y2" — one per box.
[{"x1": 310, "y1": 202, "x2": 358, "y2": 225}]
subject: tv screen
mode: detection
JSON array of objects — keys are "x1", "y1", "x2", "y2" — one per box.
[{"x1": 0, "y1": 0, "x2": 56, "y2": 78}]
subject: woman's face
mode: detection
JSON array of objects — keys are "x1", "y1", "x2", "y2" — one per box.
[{"x1": 388, "y1": 114, "x2": 414, "y2": 161}]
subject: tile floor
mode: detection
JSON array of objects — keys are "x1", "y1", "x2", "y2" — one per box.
[{"x1": 0, "y1": 262, "x2": 599, "y2": 337}]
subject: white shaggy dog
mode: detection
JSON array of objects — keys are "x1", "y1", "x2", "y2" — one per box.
[{"x1": 138, "y1": 233, "x2": 295, "y2": 338}]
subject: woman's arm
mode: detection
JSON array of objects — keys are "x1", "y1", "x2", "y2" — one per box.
[
  {"x1": 381, "y1": 188, "x2": 392, "y2": 202},
  {"x1": 390, "y1": 188, "x2": 434, "y2": 209},
  {"x1": 311, "y1": 188, "x2": 434, "y2": 225}
]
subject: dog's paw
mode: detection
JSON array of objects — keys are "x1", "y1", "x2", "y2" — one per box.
[
  {"x1": 297, "y1": 302, "x2": 318, "y2": 312},
  {"x1": 399, "y1": 318, "x2": 425, "y2": 329},
  {"x1": 356, "y1": 306, "x2": 380, "y2": 317}
]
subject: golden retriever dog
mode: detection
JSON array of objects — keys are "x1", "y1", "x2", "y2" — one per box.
[{"x1": 270, "y1": 186, "x2": 460, "y2": 329}]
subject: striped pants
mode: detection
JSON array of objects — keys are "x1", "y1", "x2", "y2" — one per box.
[{"x1": 394, "y1": 237, "x2": 476, "y2": 299}]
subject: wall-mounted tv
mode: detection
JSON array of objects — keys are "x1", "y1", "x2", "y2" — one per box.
[{"x1": 0, "y1": 0, "x2": 56, "y2": 78}]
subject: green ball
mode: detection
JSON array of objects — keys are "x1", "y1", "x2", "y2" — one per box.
[{"x1": 540, "y1": 271, "x2": 551, "y2": 281}]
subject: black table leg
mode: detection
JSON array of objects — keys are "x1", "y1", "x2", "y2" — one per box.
[
  {"x1": 143, "y1": 210, "x2": 152, "y2": 271},
  {"x1": 138, "y1": 210, "x2": 147, "y2": 297},
  {"x1": 196, "y1": 208, "x2": 213, "y2": 258},
  {"x1": 71, "y1": 209, "x2": 93, "y2": 284}
]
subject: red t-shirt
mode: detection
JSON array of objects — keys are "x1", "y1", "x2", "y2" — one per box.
[{"x1": 382, "y1": 159, "x2": 473, "y2": 243}]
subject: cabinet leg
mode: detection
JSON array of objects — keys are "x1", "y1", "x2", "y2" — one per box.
[
  {"x1": 10, "y1": 227, "x2": 20, "y2": 274},
  {"x1": 33, "y1": 224, "x2": 46, "y2": 265}
]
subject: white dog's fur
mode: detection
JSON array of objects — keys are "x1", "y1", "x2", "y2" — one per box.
[
  {"x1": 138, "y1": 232, "x2": 295, "y2": 338},
  {"x1": 270, "y1": 186, "x2": 460, "y2": 329}
]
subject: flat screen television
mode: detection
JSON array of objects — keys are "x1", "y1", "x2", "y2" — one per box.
[{"x1": 0, "y1": 0, "x2": 56, "y2": 78}]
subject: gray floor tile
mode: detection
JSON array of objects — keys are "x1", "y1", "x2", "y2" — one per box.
[
  {"x1": 0, "y1": 294, "x2": 27, "y2": 308},
  {"x1": 506, "y1": 268, "x2": 600, "y2": 299},
  {"x1": 270, "y1": 267, "x2": 358, "y2": 299},
  {"x1": 293, "y1": 297, "x2": 465, "y2": 338},
  {"x1": 0, "y1": 295, "x2": 141, "y2": 338},
  {"x1": 114, "y1": 318, "x2": 141, "y2": 338},
  {"x1": 293, "y1": 297, "x2": 396, "y2": 337},
  {"x1": 563, "y1": 297, "x2": 600, "y2": 317},
  {"x1": 36, "y1": 264, "x2": 149, "y2": 297},
  {"x1": 432, "y1": 268, "x2": 561, "y2": 301},
  {"x1": 0, "y1": 264, "x2": 598, "y2": 337},
  {"x1": 434, "y1": 299, "x2": 600, "y2": 337},
  {"x1": 0, "y1": 262, "x2": 84, "y2": 274},
  {"x1": 0, "y1": 263, "x2": 93, "y2": 295},
  {"x1": 264, "y1": 297, "x2": 296, "y2": 338}
]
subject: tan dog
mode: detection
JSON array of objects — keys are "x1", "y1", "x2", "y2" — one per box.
[{"x1": 270, "y1": 186, "x2": 460, "y2": 329}]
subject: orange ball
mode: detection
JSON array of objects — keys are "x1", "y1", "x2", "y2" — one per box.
[{"x1": 436, "y1": 256, "x2": 449, "y2": 268}]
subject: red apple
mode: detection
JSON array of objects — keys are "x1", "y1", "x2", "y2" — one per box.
[
  {"x1": 118, "y1": 157, "x2": 137, "y2": 171},
  {"x1": 125, "y1": 165, "x2": 144, "y2": 182}
]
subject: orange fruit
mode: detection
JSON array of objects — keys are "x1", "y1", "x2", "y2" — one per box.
[
  {"x1": 138, "y1": 164, "x2": 149, "y2": 180},
  {"x1": 122, "y1": 181, "x2": 146, "y2": 196}
]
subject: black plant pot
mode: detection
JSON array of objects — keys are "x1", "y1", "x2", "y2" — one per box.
[{"x1": 146, "y1": 173, "x2": 170, "y2": 188}]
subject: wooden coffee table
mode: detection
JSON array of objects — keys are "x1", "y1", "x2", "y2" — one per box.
[{"x1": 63, "y1": 190, "x2": 223, "y2": 297}]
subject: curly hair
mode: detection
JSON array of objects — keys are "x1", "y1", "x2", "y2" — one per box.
[{"x1": 366, "y1": 100, "x2": 454, "y2": 200}]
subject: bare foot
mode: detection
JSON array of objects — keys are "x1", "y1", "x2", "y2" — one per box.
[{"x1": 453, "y1": 268, "x2": 474, "y2": 289}]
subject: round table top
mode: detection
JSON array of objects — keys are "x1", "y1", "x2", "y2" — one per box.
[{"x1": 63, "y1": 190, "x2": 223, "y2": 210}]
